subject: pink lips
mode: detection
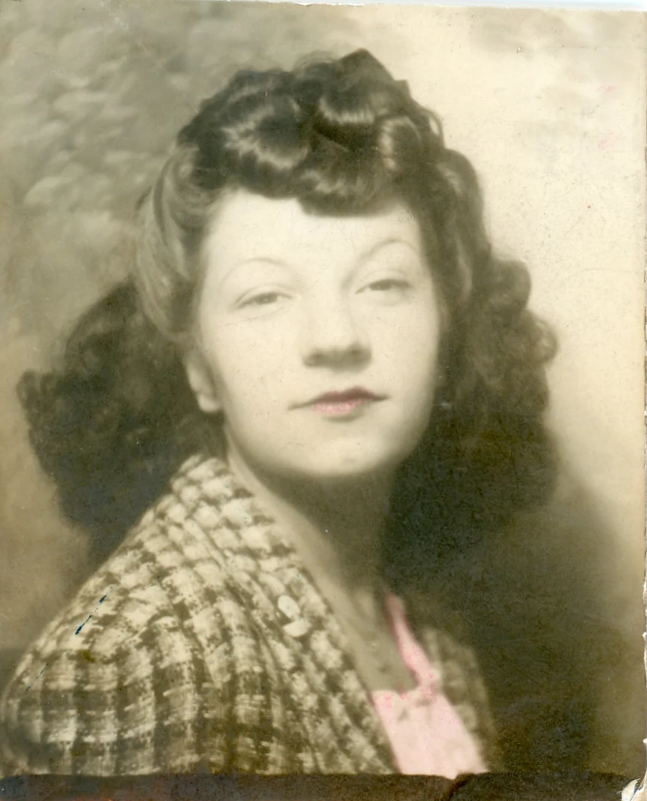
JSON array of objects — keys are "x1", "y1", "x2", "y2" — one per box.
[{"x1": 307, "y1": 387, "x2": 382, "y2": 416}]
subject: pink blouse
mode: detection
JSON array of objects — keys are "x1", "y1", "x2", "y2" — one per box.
[{"x1": 371, "y1": 594, "x2": 487, "y2": 777}]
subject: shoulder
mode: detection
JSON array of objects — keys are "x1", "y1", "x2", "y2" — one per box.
[
  {"x1": 9, "y1": 454, "x2": 234, "y2": 666},
  {"x1": 0, "y1": 455, "x2": 241, "y2": 776}
]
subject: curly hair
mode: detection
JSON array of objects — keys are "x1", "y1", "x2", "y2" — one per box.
[{"x1": 19, "y1": 49, "x2": 557, "y2": 571}]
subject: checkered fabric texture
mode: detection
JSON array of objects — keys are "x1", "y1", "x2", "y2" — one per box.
[{"x1": 0, "y1": 455, "x2": 497, "y2": 776}]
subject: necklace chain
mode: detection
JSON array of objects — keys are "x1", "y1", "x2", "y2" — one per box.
[{"x1": 332, "y1": 582, "x2": 392, "y2": 675}]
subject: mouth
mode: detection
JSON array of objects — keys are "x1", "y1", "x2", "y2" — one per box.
[{"x1": 304, "y1": 387, "x2": 384, "y2": 416}]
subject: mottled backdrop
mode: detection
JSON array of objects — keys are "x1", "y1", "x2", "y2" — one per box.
[{"x1": 0, "y1": 0, "x2": 644, "y2": 776}]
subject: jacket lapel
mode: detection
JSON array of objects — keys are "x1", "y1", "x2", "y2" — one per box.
[{"x1": 180, "y1": 455, "x2": 396, "y2": 773}]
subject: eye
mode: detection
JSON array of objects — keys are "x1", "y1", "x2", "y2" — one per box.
[
  {"x1": 365, "y1": 278, "x2": 409, "y2": 292},
  {"x1": 359, "y1": 277, "x2": 413, "y2": 300},
  {"x1": 241, "y1": 291, "x2": 284, "y2": 308},
  {"x1": 357, "y1": 274, "x2": 416, "y2": 306}
]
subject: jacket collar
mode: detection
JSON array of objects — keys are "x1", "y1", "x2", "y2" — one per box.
[{"x1": 165, "y1": 453, "x2": 397, "y2": 772}]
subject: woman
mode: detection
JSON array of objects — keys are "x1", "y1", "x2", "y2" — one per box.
[{"x1": 0, "y1": 50, "x2": 556, "y2": 776}]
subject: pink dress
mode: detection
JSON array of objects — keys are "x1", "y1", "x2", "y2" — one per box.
[{"x1": 371, "y1": 594, "x2": 488, "y2": 777}]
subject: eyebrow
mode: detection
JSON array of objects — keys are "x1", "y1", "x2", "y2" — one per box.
[
  {"x1": 240, "y1": 238, "x2": 419, "y2": 270},
  {"x1": 217, "y1": 237, "x2": 422, "y2": 289},
  {"x1": 356, "y1": 237, "x2": 421, "y2": 264},
  {"x1": 218, "y1": 257, "x2": 287, "y2": 289}
]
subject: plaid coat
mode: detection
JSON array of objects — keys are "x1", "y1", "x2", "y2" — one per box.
[{"x1": 0, "y1": 455, "x2": 497, "y2": 776}]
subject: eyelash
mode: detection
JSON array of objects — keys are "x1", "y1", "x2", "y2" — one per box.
[
  {"x1": 361, "y1": 277, "x2": 412, "y2": 296},
  {"x1": 238, "y1": 276, "x2": 412, "y2": 308},
  {"x1": 241, "y1": 291, "x2": 284, "y2": 308},
  {"x1": 366, "y1": 278, "x2": 408, "y2": 290}
]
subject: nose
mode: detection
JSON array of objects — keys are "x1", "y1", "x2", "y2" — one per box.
[{"x1": 301, "y1": 294, "x2": 370, "y2": 368}]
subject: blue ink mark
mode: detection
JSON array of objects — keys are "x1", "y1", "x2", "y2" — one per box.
[
  {"x1": 26, "y1": 667, "x2": 46, "y2": 691},
  {"x1": 74, "y1": 592, "x2": 110, "y2": 636},
  {"x1": 75, "y1": 614, "x2": 93, "y2": 636},
  {"x1": 25, "y1": 593, "x2": 111, "y2": 691}
]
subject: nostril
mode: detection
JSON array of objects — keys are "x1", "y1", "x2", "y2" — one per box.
[
  {"x1": 299, "y1": 294, "x2": 374, "y2": 368},
  {"x1": 302, "y1": 341, "x2": 370, "y2": 368}
]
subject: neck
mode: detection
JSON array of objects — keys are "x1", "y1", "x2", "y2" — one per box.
[{"x1": 226, "y1": 449, "x2": 393, "y2": 610}]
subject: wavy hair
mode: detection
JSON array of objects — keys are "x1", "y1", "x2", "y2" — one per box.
[{"x1": 20, "y1": 50, "x2": 557, "y2": 571}]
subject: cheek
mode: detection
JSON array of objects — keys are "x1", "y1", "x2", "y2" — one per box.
[
  {"x1": 203, "y1": 334, "x2": 285, "y2": 413},
  {"x1": 379, "y1": 304, "x2": 440, "y2": 370}
]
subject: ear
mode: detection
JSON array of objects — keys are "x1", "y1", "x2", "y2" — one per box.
[{"x1": 183, "y1": 348, "x2": 222, "y2": 414}]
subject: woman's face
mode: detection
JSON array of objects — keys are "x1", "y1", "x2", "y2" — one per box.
[{"x1": 185, "y1": 189, "x2": 442, "y2": 486}]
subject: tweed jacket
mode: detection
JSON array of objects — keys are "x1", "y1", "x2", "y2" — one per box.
[{"x1": 0, "y1": 454, "x2": 497, "y2": 776}]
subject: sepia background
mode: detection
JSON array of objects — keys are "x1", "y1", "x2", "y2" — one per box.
[{"x1": 0, "y1": 0, "x2": 644, "y2": 776}]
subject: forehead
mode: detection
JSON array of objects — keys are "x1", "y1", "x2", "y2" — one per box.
[{"x1": 203, "y1": 190, "x2": 423, "y2": 267}]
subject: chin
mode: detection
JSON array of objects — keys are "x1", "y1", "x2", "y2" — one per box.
[{"x1": 293, "y1": 447, "x2": 408, "y2": 484}]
